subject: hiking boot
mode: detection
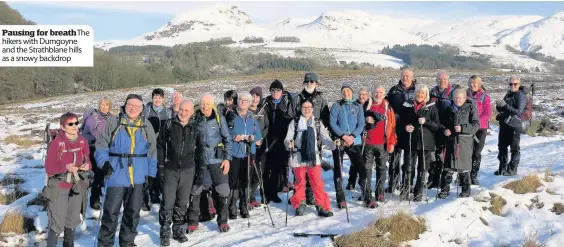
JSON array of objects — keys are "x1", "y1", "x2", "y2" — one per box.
[
  {"x1": 160, "y1": 236, "x2": 170, "y2": 246},
  {"x1": 317, "y1": 209, "x2": 334, "y2": 217},
  {"x1": 90, "y1": 200, "x2": 101, "y2": 210},
  {"x1": 219, "y1": 223, "x2": 230, "y2": 233},
  {"x1": 240, "y1": 206, "x2": 250, "y2": 219},
  {"x1": 364, "y1": 201, "x2": 378, "y2": 208},
  {"x1": 249, "y1": 201, "x2": 261, "y2": 208},
  {"x1": 471, "y1": 175, "x2": 480, "y2": 185},
  {"x1": 377, "y1": 194, "x2": 385, "y2": 202},
  {"x1": 186, "y1": 224, "x2": 198, "y2": 234},
  {"x1": 438, "y1": 186, "x2": 450, "y2": 199},
  {"x1": 141, "y1": 202, "x2": 150, "y2": 212},
  {"x1": 413, "y1": 193, "x2": 424, "y2": 202},
  {"x1": 337, "y1": 201, "x2": 347, "y2": 209},
  {"x1": 346, "y1": 183, "x2": 355, "y2": 190},
  {"x1": 173, "y1": 232, "x2": 188, "y2": 243},
  {"x1": 295, "y1": 204, "x2": 306, "y2": 216}
]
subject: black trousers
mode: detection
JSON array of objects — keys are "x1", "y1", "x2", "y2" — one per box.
[
  {"x1": 97, "y1": 185, "x2": 144, "y2": 247},
  {"x1": 187, "y1": 163, "x2": 230, "y2": 225},
  {"x1": 498, "y1": 123, "x2": 522, "y2": 173},
  {"x1": 332, "y1": 145, "x2": 365, "y2": 203},
  {"x1": 387, "y1": 148, "x2": 402, "y2": 190},
  {"x1": 471, "y1": 129, "x2": 487, "y2": 177},
  {"x1": 251, "y1": 146, "x2": 266, "y2": 202},
  {"x1": 89, "y1": 146, "x2": 104, "y2": 204},
  {"x1": 362, "y1": 144, "x2": 388, "y2": 200},
  {"x1": 159, "y1": 167, "x2": 195, "y2": 237},
  {"x1": 264, "y1": 145, "x2": 288, "y2": 198}
]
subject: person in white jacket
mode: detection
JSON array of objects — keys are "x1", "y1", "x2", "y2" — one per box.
[{"x1": 285, "y1": 99, "x2": 335, "y2": 217}]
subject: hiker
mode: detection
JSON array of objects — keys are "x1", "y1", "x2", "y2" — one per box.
[
  {"x1": 385, "y1": 68, "x2": 416, "y2": 193},
  {"x1": 143, "y1": 88, "x2": 173, "y2": 211},
  {"x1": 186, "y1": 93, "x2": 233, "y2": 233},
  {"x1": 398, "y1": 85, "x2": 440, "y2": 201},
  {"x1": 249, "y1": 86, "x2": 269, "y2": 207},
  {"x1": 466, "y1": 75, "x2": 492, "y2": 185},
  {"x1": 94, "y1": 94, "x2": 158, "y2": 247},
  {"x1": 217, "y1": 90, "x2": 238, "y2": 116},
  {"x1": 427, "y1": 70, "x2": 455, "y2": 189},
  {"x1": 44, "y1": 112, "x2": 91, "y2": 247},
  {"x1": 170, "y1": 90, "x2": 183, "y2": 119},
  {"x1": 81, "y1": 96, "x2": 113, "y2": 210},
  {"x1": 157, "y1": 100, "x2": 204, "y2": 246},
  {"x1": 363, "y1": 86, "x2": 396, "y2": 206},
  {"x1": 495, "y1": 76, "x2": 527, "y2": 176},
  {"x1": 262, "y1": 80, "x2": 293, "y2": 203},
  {"x1": 285, "y1": 99, "x2": 335, "y2": 217},
  {"x1": 329, "y1": 82, "x2": 365, "y2": 209},
  {"x1": 287, "y1": 72, "x2": 330, "y2": 205},
  {"x1": 438, "y1": 89, "x2": 480, "y2": 199},
  {"x1": 346, "y1": 87, "x2": 372, "y2": 190},
  {"x1": 225, "y1": 92, "x2": 262, "y2": 219}
]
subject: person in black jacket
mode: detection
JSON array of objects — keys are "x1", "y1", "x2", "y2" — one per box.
[
  {"x1": 346, "y1": 88, "x2": 372, "y2": 190},
  {"x1": 438, "y1": 90, "x2": 480, "y2": 199},
  {"x1": 157, "y1": 100, "x2": 206, "y2": 246},
  {"x1": 262, "y1": 80, "x2": 293, "y2": 203},
  {"x1": 385, "y1": 68, "x2": 416, "y2": 194},
  {"x1": 495, "y1": 76, "x2": 527, "y2": 176},
  {"x1": 400, "y1": 85, "x2": 440, "y2": 201}
]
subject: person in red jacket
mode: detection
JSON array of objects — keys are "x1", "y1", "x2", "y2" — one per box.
[
  {"x1": 44, "y1": 112, "x2": 91, "y2": 247},
  {"x1": 363, "y1": 86, "x2": 397, "y2": 206}
]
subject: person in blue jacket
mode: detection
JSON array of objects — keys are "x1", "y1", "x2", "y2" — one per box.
[
  {"x1": 94, "y1": 94, "x2": 158, "y2": 247},
  {"x1": 329, "y1": 82, "x2": 365, "y2": 208},
  {"x1": 224, "y1": 92, "x2": 262, "y2": 219}
]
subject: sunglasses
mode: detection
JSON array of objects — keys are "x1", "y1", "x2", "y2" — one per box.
[
  {"x1": 67, "y1": 121, "x2": 79, "y2": 126},
  {"x1": 509, "y1": 83, "x2": 519, "y2": 86},
  {"x1": 303, "y1": 81, "x2": 317, "y2": 84}
]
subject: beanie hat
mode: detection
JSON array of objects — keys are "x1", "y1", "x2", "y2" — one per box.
[
  {"x1": 303, "y1": 72, "x2": 319, "y2": 83},
  {"x1": 341, "y1": 82, "x2": 353, "y2": 93},
  {"x1": 250, "y1": 86, "x2": 263, "y2": 98},
  {"x1": 269, "y1": 79, "x2": 284, "y2": 91}
]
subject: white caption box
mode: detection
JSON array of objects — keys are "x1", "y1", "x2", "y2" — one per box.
[{"x1": 0, "y1": 25, "x2": 94, "y2": 67}]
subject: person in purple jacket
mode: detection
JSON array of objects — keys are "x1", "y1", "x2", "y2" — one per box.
[
  {"x1": 80, "y1": 96, "x2": 114, "y2": 210},
  {"x1": 466, "y1": 75, "x2": 492, "y2": 185}
]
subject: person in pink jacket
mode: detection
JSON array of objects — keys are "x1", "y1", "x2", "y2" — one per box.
[
  {"x1": 44, "y1": 112, "x2": 91, "y2": 247},
  {"x1": 466, "y1": 75, "x2": 492, "y2": 185}
]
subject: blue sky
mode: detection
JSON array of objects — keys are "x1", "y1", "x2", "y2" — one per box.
[{"x1": 7, "y1": 1, "x2": 564, "y2": 41}]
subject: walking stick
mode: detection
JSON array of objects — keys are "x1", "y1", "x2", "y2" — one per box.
[
  {"x1": 286, "y1": 141, "x2": 294, "y2": 227},
  {"x1": 93, "y1": 175, "x2": 109, "y2": 247},
  {"x1": 337, "y1": 141, "x2": 350, "y2": 223},
  {"x1": 251, "y1": 145, "x2": 275, "y2": 227},
  {"x1": 420, "y1": 123, "x2": 429, "y2": 204},
  {"x1": 246, "y1": 142, "x2": 252, "y2": 228}
]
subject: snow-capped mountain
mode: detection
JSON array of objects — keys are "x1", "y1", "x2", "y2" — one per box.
[
  {"x1": 96, "y1": 5, "x2": 564, "y2": 69},
  {"x1": 496, "y1": 12, "x2": 564, "y2": 59}
]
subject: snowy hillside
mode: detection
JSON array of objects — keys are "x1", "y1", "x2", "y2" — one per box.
[
  {"x1": 0, "y1": 71, "x2": 563, "y2": 246},
  {"x1": 95, "y1": 5, "x2": 564, "y2": 70}
]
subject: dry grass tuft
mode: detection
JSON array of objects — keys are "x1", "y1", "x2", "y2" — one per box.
[
  {"x1": 544, "y1": 168, "x2": 554, "y2": 182},
  {"x1": 521, "y1": 232, "x2": 547, "y2": 247},
  {"x1": 551, "y1": 203, "x2": 564, "y2": 215},
  {"x1": 503, "y1": 174, "x2": 543, "y2": 194},
  {"x1": 334, "y1": 211, "x2": 426, "y2": 247},
  {"x1": 3, "y1": 135, "x2": 42, "y2": 148},
  {"x1": 0, "y1": 210, "x2": 25, "y2": 234},
  {"x1": 546, "y1": 189, "x2": 557, "y2": 195},
  {"x1": 0, "y1": 175, "x2": 25, "y2": 186},
  {"x1": 489, "y1": 193, "x2": 507, "y2": 216},
  {"x1": 0, "y1": 188, "x2": 29, "y2": 205}
]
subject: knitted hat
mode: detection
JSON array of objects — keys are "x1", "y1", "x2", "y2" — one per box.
[
  {"x1": 269, "y1": 79, "x2": 284, "y2": 91},
  {"x1": 341, "y1": 82, "x2": 353, "y2": 93},
  {"x1": 303, "y1": 72, "x2": 318, "y2": 83},
  {"x1": 250, "y1": 86, "x2": 263, "y2": 98}
]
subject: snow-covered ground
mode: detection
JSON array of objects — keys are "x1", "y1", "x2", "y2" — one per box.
[{"x1": 1, "y1": 77, "x2": 563, "y2": 246}]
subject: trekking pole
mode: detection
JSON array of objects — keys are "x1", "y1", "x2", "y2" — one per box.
[
  {"x1": 408, "y1": 131, "x2": 412, "y2": 204},
  {"x1": 286, "y1": 141, "x2": 294, "y2": 227},
  {"x1": 246, "y1": 142, "x2": 252, "y2": 228},
  {"x1": 251, "y1": 153, "x2": 274, "y2": 228},
  {"x1": 338, "y1": 143, "x2": 350, "y2": 223},
  {"x1": 420, "y1": 124, "x2": 428, "y2": 204},
  {"x1": 93, "y1": 175, "x2": 109, "y2": 247},
  {"x1": 361, "y1": 126, "x2": 367, "y2": 154}
]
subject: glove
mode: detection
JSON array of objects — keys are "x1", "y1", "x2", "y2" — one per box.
[
  {"x1": 321, "y1": 161, "x2": 333, "y2": 172},
  {"x1": 373, "y1": 113, "x2": 386, "y2": 122},
  {"x1": 496, "y1": 100, "x2": 507, "y2": 108},
  {"x1": 194, "y1": 170, "x2": 204, "y2": 186},
  {"x1": 101, "y1": 161, "x2": 113, "y2": 177}
]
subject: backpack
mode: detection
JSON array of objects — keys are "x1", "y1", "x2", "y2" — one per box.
[
  {"x1": 109, "y1": 114, "x2": 149, "y2": 148},
  {"x1": 79, "y1": 108, "x2": 97, "y2": 133},
  {"x1": 521, "y1": 85, "x2": 533, "y2": 121},
  {"x1": 43, "y1": 123, "x2": 86, "y2": 163}
]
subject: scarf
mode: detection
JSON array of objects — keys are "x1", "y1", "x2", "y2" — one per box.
[
  {"x1": 414, "y1": 100, "x2": 424, "y2": 112},
  {"x1": 152, "y1": 104, "x2": 164, "y2": 113},
  {"x1": 298, "y1": 116, "x2": 317, "y2": 166}
]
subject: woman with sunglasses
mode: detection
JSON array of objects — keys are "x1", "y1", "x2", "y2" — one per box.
[
  {"x1": 44, "y1": 112, "x2": 91, "y2": 247},
  {"x1": 495, "y1": 76, "x2": 527, "y2": 176}
]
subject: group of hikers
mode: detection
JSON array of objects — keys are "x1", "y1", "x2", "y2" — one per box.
[{"x1": 42, "y1": 68, "x2": 532, "y2": 247}]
